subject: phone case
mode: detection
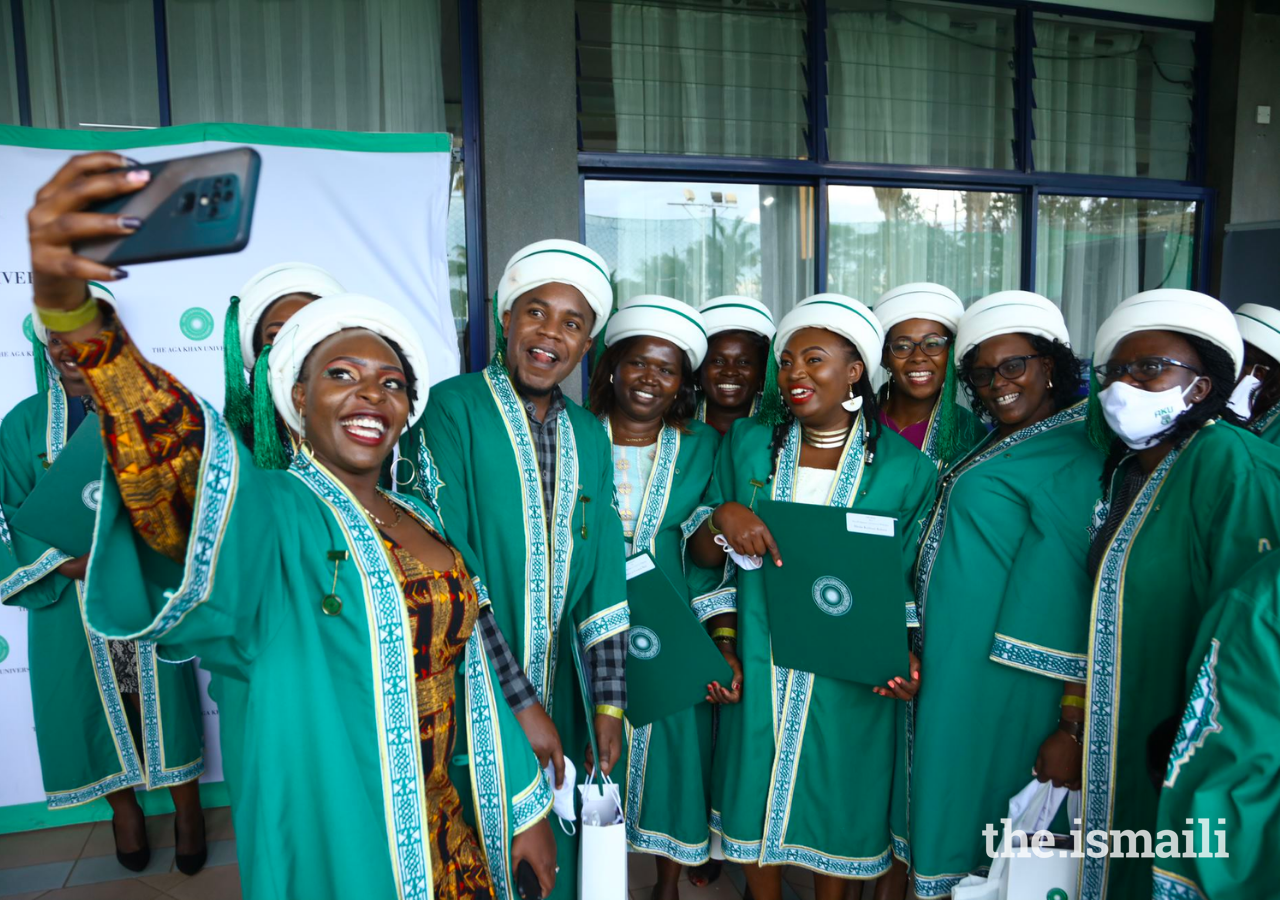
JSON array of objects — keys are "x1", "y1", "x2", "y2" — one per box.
[{"x1": 75, "y1": 147, "x2": 261, "y2": 266}]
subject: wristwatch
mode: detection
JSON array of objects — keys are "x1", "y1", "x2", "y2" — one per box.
[{"x1": 1058, "y1": 719, "x2": 1084, "y2": 745}]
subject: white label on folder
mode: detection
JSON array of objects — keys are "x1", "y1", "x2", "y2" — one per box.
[
  {"x1": 626, "y1": 555, "x2": 656, "y2": 580},
  {"x1": 846, "y1": 513, "x2": 896, "y2": 537}
]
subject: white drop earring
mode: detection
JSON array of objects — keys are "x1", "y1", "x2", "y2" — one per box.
[{"x1": 842, "y1": 384, "x2": 863, "y2": 413}]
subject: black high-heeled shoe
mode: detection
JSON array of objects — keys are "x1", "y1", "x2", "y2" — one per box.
[
  {"x1": 174, "y1": 816, "x2": 208, "y2": 876},
  {"x1": 111, "y1": 813, "x2": 151, "y2": 872}
]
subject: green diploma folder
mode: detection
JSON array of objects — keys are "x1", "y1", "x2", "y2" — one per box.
[
  {"x1": 756, "y1": 499, "x2": 909, "y2": 687},
  {"x1": 623, "y1": 552, "x2": 731, "y2": 727},
  {"x1": 11, "y1": 413, "x2": 104, "y2": 559}
]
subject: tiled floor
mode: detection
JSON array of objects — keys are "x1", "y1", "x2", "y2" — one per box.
[{"x1": 0, "y1": 812, "x2": 870, "y2": 899}]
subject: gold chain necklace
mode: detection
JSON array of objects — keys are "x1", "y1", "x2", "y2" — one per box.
[{"x1": 363, "y1": 489, "x2": 404, "y2": 528}]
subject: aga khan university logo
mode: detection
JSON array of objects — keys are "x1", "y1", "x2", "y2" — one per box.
[{"x1": 180, "y1": 307, "x2": 215, "y2": 341}]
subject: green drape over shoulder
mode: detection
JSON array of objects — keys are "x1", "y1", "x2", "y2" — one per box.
[
  {"x1": 0, "y1": 384, "x2": 203, "y2": 809},
  {"x1": 605, "y1": 419, "x2": 719, "y2": 864},
  {"x1": 416, "y1": 365, "x2": 628, "y2": 899},
  {"x1": 910, "y1": 402, "x2": 1099, "y2": 898},
  {"x1": 83, "y1": 400, "x2": 548, "y2": 900},
  {"x1": 1082, "y1": 422, "x2": 1280, "y2": 900},
  {"x1": 1152, "y1": 550, "x2": 1280, "y2": 900},
  {"x1": 699, "y1": 416, "x2": 935, "y2": 879}
]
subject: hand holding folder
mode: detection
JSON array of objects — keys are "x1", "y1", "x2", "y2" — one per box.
[{"x1": 755, "y1": 499, "x2": 910, "y2": 687}]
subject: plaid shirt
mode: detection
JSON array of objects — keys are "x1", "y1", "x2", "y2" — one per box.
[{"x1": 479, "y1": 387, "x2": 627, "y2": 715}]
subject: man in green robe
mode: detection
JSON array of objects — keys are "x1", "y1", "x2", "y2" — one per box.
[
  {"x1": 1082, "y1": 289, "x2": 1280, "y2": 899},
  {"x1": 0, "y1": 284, "x2": 205, "y2": 824},
  {"x1": 1151, "y1": 549, "x2": 1280, "y2": 900},
  {"x1": 413, "y1": 239, "x2": 629, "y2": 899}
]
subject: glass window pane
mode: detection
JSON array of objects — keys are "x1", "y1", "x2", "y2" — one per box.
[
  {"x1": 447, "y1": 152, "x2": 470, "y2": 368},
  {"x1": 576, "y1": 0, "x2": 808, "y2": 158},
  {"x1": 166, "y1": 0, "x2": 447, "y2": 131},
  {"x1": 1036, "y1": 196, "x2": 1197, "y2": 356},
  {"x1": 1032, "y1": 14, "x2": 1196, "y2": 180},
  {"x1": 1, "y1": 3, "x2": 18, "y2": 124},
  {"x1": 826, "y1": 185, "x2": 1021, "y2": 304},
  {"x1": 24, "y1": 0, "x2": 160, "y2": 129},
  {"x1": 585, "y1": 180, "x2": 814, "y2": 319},
  {"x1": 826, "y1": 1, "x2": 1015, "y2": 169}
]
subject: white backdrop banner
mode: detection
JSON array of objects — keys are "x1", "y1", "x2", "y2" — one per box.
[{"x1": 0, "y1": 123, "x2": 456, "y2": 811}]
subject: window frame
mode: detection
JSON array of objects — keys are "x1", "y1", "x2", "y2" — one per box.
[
  {"x1": 6, "y1": 0, "x2": 490, "y2": 372},
  {"x1": 576, "y1": 0, "x2": 1214, "y2": 302}
]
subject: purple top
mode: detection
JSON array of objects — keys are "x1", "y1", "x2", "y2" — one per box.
[{"x1": 877, "y1": 409, "x2": 929, "y2": 451}]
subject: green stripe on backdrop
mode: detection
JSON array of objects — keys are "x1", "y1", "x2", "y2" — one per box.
[
  {"x1": 0, "y1": 781, "x2": 230, "y2": 835},
  {"x1": 0, "y1": 123, "x2": 451, "y2": 154}
]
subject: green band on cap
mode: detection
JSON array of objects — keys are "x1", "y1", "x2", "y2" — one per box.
[
  {"x1": 800, "y1": 299, "x2": 880, "y2": 337},
  {"x1": 704, "y1": 301, "x2": 772, "y2": 322},
  {"x1": 513, "y1": 247, "x2": 610, "y2": 286},
  {"x1": 1238, "y1": 311, "x2": 1280, "y2": 339},
  {"x1": 618, "y1": 303, "x2": 707, "y2": 336}
]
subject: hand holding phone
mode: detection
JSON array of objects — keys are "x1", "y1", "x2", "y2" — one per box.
[{"x1": 516, "y1": 860, "x2": 542, "y2": 900}]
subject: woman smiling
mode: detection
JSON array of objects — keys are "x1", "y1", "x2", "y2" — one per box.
[
  {"x1": 871, "y1": 283, "x2": 984, "y2": 470},
  {"x1": 686, "y1": 294, "x2": 936, "y2": 900},
  {"x1": 694, "y1": 296, "x2": 775, "y2": 436},
  {"x1": 588, "y1": 295, "x2": 722, "y2": 900},
  {"x1": 909, "y1": 291, "x2": 1101, "y2": 899}
]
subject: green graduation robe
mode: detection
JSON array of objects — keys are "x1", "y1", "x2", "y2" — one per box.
[
  {"x1": 1151, "y1": 549, "x2": 1280, "y2": 900},
  {"x1": 417, "y1": 364, "x2": 628, "y2": 900},
  {"x1": 1251, "y1": 400, "x2": 1280, "y2": 446},
  {"x1": 1081, "y1": 422, "x2": 1280, "y2": 900},
  {"x1": 0, "y1": 381, "x2": 203, "y2": 808},
  {"x1": 909, "y1": 402, "x2": 1100, "y2": 898},
  {"x1": 83, "y1": 395, "x2": 550, "y2": 900},
  {"x1": 915, "y1": 399, "x2": 986, "y2": 472},
  {"x1": 604, "y1": 418, "x2": 719, "y2": 864},
  {"x1": 697, "y1": 415, "x2": 936, "y2": 878}
]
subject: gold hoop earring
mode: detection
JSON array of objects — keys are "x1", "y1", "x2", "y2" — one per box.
[
  {"x1": 393, "y1": 455, "x2": 417, "y2": 488},
  {"x1": 297, "y1": 410, "x2": 313, "y2": 462}
]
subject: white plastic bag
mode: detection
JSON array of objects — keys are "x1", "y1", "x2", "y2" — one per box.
[
  {"x1": 578, "y1": 771, "x2": 626, "y2": 900},
  {"x1": 953, "y1": 779, "x2": 1079, "y2": 900}
]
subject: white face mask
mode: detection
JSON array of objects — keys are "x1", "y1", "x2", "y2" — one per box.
[
  {"x1": 1099, "y1": 378, "x2": 1202, "y2": 450},
  {"x1": 1227, "y1": 367, "x2": 1264, "y2": 419}
]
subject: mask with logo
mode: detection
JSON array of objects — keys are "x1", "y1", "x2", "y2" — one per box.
[
  {"x1": 1227, "y1": 367, "x2": 1265, "y2": 419},
  {"x1": 1099, "y1": 378, "x2": 1202, "y2": 450}
]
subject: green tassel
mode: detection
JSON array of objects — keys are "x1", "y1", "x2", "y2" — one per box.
[
  {"x1": 490, "y1": 292, "x2": 506, "y2": 367},
  {"x1": 1086, "y1": 368, "x2": 1114, "y2": 452},
  {"x1": 251, "y1": 346, "x2": 290, "y2": 470},
  {"x1": 31, "y1": 334, "x2": 49, "y2": 395},
  {"x1": 931, "y1": 347, "x2": 963, "y2": 466},
  {"x1": 223, "y1": 297, "x2": 253, "y2": 435},
  {"x1": 756, "y1": 340, "x2": 786, "y2": 428}
]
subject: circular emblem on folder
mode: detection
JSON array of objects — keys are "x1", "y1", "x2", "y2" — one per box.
[
  {"x1": 628, "y1": 626, "x2": 661, "y2": 660},
  {"x1": 81, "y1": 480, "x2": 102, "y2": 511},
  {"x1": 179, "y1": 307, "x2": 215, "y2": 341},
  {"x1": 812, "y1": 576, "x2": 852, "y2": 617}
]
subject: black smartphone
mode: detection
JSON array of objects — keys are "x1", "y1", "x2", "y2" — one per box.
[
  {"x1": 516, "y1": 860, "x2": 542, "y2": 900},
  {"x1": 74, "y1": 147, "x2": 261, "y2": 266}
]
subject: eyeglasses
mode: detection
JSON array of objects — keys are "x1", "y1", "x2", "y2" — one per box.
[
  {"x1": 888, "y1": 333, "x2": 950, "y2": 359},
  {"x1": 1091, "y1": 356, "x2": 1202, "y2": 385},
  {"x1": 968, "y1": 354, "x2": 1043, "y2": 389}
]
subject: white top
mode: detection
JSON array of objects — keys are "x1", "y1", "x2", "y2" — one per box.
[{"x1": 794, "y1": 466, "x2": 837, "y2": 505}]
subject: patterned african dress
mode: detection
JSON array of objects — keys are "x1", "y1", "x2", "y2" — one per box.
[
  {"x1": 390, "y1": 537, "x2": 492, "y2": 899},
  {"x1": 72, "y1": 324, "x2": 547, "y2": 900},
  {"x1": 909, "y1": 402, "x2": 1099, "y2": 898},
  {"x1": 0, "y1": 380, "x2": 203, "y2": 808},
  {"x1": 1080, "y1": 421, "x2": 1280, "y2": 900},
  {"x1": 694, "y1": 415, "x2": 936, "y2": 879}
]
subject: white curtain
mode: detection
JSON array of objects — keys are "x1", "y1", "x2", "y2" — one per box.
[
  {"x1": 607, "y1": 2, "x2": 806, "y2": 158},
  {"x1": 827, "y1": 187, "x2": 1021, "y2": 307},
  {"x1": 24, "y1": 0, "x2": 161, "y2": 129},
  {"x1": 165, "y1": 0, "x2": 445, "y2": 132},
  {"x1": 826, "y1": 8, "x2": 1015, "y2": 169},
  {"x1": 1037, "y1": 197, "x2": 1196, "y2": 358},
  {"x1": 1, "y1": 4, "x2": 19, "y2": 124}
]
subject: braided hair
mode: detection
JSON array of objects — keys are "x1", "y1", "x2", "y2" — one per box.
[{"x1": 1097, "y1": 335, "x2": 1245, "y2": 493}]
